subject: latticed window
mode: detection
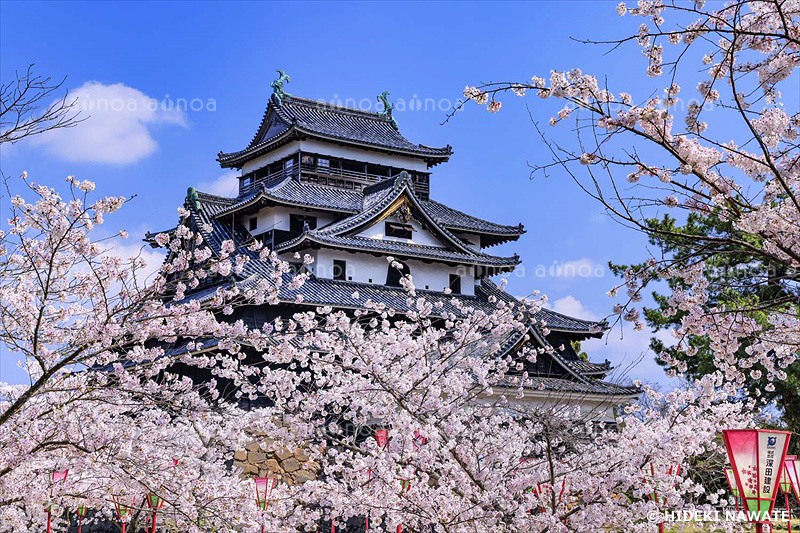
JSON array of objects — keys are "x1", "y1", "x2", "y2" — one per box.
[
  {"x1": 289, "y1": 214, "x2": 317, "y2": 233},
  {"x1": 385, "y1": 222, "x2": 412, "y2": 239}
]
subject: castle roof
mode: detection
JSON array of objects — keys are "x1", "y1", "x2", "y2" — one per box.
[
  {"x1": 148, "y1": 187, "x2": 599, "y2": 338},
  {"x1": 148, "y1": 188, "x2": 636, "y2": 400},
  {"x1": 218, "y1": 95, "x2": 452, "y2": 168},
  {"x1": 211, "y1": 174, "x2": 525, "y2": 247},
  {"x1": 147, "y1": 80, "x2": 638, "y2": 401}
]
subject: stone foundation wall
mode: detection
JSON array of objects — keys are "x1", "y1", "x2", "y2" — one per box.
[{"x1": 233, "y1": 438, "x2": 319, "y2": 486}]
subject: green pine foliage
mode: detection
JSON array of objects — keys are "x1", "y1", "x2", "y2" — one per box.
[{"x1": 610, "y1": 211, "x2": 799, "y2": 452}]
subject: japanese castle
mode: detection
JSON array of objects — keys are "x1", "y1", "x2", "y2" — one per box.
[{"x1": 150, "y1": 76, "x2": 639, "y2": 421}]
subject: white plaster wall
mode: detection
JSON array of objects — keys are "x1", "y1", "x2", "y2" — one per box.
[
  {"x1": 248, "y1": 207, "x2": 337, "y2": 236},
  {"x1": 241, "y1": 141, "x2": 302, "y2": 174},
  {"x1": 313, "y1": 249, "x2": 475, "y2": 296},
  {"x1": 357, "y1": 215, "x2": 444, "y2": 248},
  {"x1": 481, "y1": 391, "x2": 632, "y2": 423},
  {"x1": 452, "y1": 231, "x2": 482, "y2": 251},
  {"x1": 314, "y1": 249, "x2": 386, "y2": 284},
  {"x1": 405, "y1": 258, "x2": 474, "y2": 295}
]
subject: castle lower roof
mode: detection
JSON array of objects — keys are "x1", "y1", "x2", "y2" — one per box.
[{"x1": 210, "y1": 176, "x2": 524, "y2": 246}]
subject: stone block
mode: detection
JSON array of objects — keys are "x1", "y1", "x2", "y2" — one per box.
[
  {"x1": 293, "y1": 469, "x2": 316, "y2": 484},
  {"x1": 295, "y1": 448, "x2": 309, "y2": 462},
  {"x1": 248, "y1": 451, "x2": 267, "y2": 463},
  {"x1": 276, "y1": 448, "x2": 294, "y2": 460},
  {"x1": 265, "y1": 458, "x2": 281, "y2": 474},
  {"x1": 281, "y1": 457, "x2": 300, "y2": 472}
]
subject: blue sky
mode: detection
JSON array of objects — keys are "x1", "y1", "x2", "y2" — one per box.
[{"x1": 0, "y1": 1, "x2": 677, "y2": 386}]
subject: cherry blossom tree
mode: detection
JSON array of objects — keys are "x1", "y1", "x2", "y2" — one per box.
[
  {"x1": 1, "y1": 172, "x2": 757, "y2": 533},
  {"x1": 250, "y1": 289, "x2": 755, "y2": 532},
  {"x1": 459, "y1": 0, "x2": 798, "y2": 415},
  {"x1": 0, "y1": 174, "x2": 296, "y2": 531},
  {"x1": 5, "y1": 2, "x2": 796, "y2": 527}
]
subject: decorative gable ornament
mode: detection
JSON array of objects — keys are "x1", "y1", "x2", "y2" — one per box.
[
  {"x1": 270, "y1": 69, "x2": 291, "y2": 107},
  {"x1": 722, "y1": 428, "x2": 792, "y2": 524},
  {"x1": 395, "y1": 201, "x2": 412, "y2": 225},
  {"x1": 377, "y1": 90, "x2": 398, "y2": 130}
]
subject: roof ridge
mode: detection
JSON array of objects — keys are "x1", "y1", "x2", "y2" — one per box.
[
  {"x1": 218, "y1": 92, "x2": 452, "y2": 168},
  {"x1": 341, "y1": 234, "x2": 518, "y2": 260},
  {"x1": 423, "y1": 199, "x2": 524, "y2": 233},
  {"x1": 277, "y1": 233, "x2": 519, "y2": 267},
  {"x1": 540, "y1": 307, "x2": 608, "y2": 327},
  {"x1": 195, "y1": 190, "x2": 238, "y2": 204},
  {"x1": 314, "y1": 174, "x2": 484, "y2": 256},
  {"x1": 283, "y1": 95, "x2": 391, "y2": 121}
]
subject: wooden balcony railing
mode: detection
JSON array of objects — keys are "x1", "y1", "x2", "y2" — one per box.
[{"x1": 238, "y1": 162, "x2": 430, "y2": 198}]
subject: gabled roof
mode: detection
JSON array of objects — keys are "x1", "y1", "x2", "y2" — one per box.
[
  {"x1": 270, "y1": 172, "x2": 520, "y2": 270},
  {"x1": 211, "y1": 177, "x2": 524, "y2": 245},
  {"x1": 534, "y1": 308, "x2": 607, "y2": 335},
  {"x1": 315, "y1": 173, "x2": 480, "y2": 254},
  {"x1": 217, "y1": 95, "x2": 452, "y2": 168},
  {"x1": 564, "y1": 360, "x2": 613, "y2": 376},
  {"x1": 495, "y1": 375, "x2": 640, "y2": 397},
  {"x1": 147, "y1": 188, "x2": 623, "y2": 394},
  {"x1": 421, "y1": 200, "x2": 525, "y2": 247},
  {"x1": 145, "y1": 189, "x2": 242, "y2": 253},
  {"x1": 149, "y1": 188, "x2": 605, "y2": 339},
  {"x1": 177, "y1": 275, "x2": 635, "y2": 398}
]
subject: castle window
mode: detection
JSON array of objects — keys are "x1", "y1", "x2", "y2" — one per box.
[
  {"x1": 385, "y1": 222, "x2": 412, "y2": 239},
  {"x1": 386, "y1": 260, "x2": 410, "y2": 287},
  {"x1": 449, "y1": 274, "x2": 462, "y2": 295},
  {"x1": 343, "y1": 159, "x2": 365, "y2": 175},
  {"x1": 290, "y1": 214, "x2": 317, "y2": 233},
  {"x1": 288, "y1": 262, "x2": 310, "y2": 276},
  {"x1": 249, "y1": 217, "x2": 258, "y2": 231},
  {"x1": 333, "y1": 260, "x2": 347, "y2": 281},
  {"x1": 318, "y1": 158, "x2": 330, "y2": 169}
]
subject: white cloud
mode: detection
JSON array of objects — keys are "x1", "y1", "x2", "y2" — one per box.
[
  {"x1": 100, "y1": 241, "x2": 165, "y2": 289},
  {"x1": 32, "y1": 82, "x2": 187, "y2": 165},
  {"x1": 587, "y1": 325, "x2": 675, "y2": 386},
  {"x1": 198, "y1": 172, "x2": 239, "y2": 197},
  {"x1": 556, "y1": 258, "x2": 605, "y2": 278},
  {"x1": 550, "y1": 295, "x2": 599, "y2": 321},
  {"x1": 548, "y1": 294, "x2": 675, "y2": 386}
]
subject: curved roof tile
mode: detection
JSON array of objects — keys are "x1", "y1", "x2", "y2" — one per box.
[{"x1": 218, "y1": 96, "x2": 452, "y2": 167}]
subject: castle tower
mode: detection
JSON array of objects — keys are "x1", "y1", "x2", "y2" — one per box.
[{"x1": 148, "y1": 77, "x2": 639, "y2": 420}]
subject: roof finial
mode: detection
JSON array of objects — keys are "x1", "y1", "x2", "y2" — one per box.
[
  {"x1": 377, "y1": 91, "x2": 398, "y2": 130},
  {"x1": 270, "y1": 69, "x2": 291, "y2": 107},
  {"x1": 186, "y1": 187, "x2": 201, "y2": 212}
]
